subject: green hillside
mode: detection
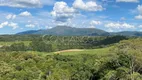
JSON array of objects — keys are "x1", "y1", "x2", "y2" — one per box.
[
  {"x1": 17, "y1": 26, "x2": 142, "y2": 36},
  {"x1": 17, "y1": 26, "x2": 109, "y2": 36}
]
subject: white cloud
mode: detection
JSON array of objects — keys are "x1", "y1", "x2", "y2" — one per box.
[
  {"x1": 139, "y1": 25, "x2": 142, "y2": 28},
  {"x1": 26, "y1": 24, "x2": 35, "y2": 28},
  {"x1": 89, "y1": 20, "x2": 102, "y2": 28},
  {"x1": 89, "y1": 26, "x2": 96, "y2": 28},
  {"x1": 0, "y1": 0, "x2": 56, "y2": 8},
  {"x1": 0, "y1": 11, "x2": 55, "y2": 32},
  {"x1": 73, "y1": 0, "x2": 104, "y2": 12},
  {"x1": 90, "y1": 20, "x2": 102, "y2": 25},
  {"x1": 0, "y1": 0, "x2": 42, "y2": 8},
  {"x1": 0, "y1": 21, "x2": 18, "y2": 29},
  {"x1": 8, "y1": 22, "x2": 19, "y2": 29},
  {"x1": 45, "y1": 26, "x2": 53, "y2": 29},
  {"x1": 135, "y1": 15, "x2": 142, "y2": 19},
  {"x1": 6, "y1": 14, "x2": 16, "y2": 20},
  {"x1": 137, "y1": 5, "x2": 142, "y2": 15},
  {"x1": 0, "y1": 21, "x2": 9, "y2": 28},
  {"x1": 19, "y1": 11, "x2": 32, "y2": 16},
  {"x1": 51, "y1": 1, "x2": 78, "y2": 22},
  {"x1": 135, "y1": 5, "x2": 142, "y2": 19},
  {"x1": 116, "y1": 0, "x2": 139, "y2": 3},
  {"x1": 105, "y1": 22, "x2": 135, "y2": 29}
]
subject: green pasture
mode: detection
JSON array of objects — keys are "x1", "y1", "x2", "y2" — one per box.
[{"x1": 27, "y1": 46, "x2": 114, "y2": 57}]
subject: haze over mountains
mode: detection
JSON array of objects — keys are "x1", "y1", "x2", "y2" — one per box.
[{"x1": 17, "y1": 26, "x2": 142, "y2": 36}]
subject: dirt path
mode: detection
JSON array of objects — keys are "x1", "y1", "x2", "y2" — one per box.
[{"x1": 54, "y1": 49, "x2": 84, "y2": 54}]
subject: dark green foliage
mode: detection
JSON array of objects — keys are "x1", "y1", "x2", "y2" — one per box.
[
  {"x1": 0, "y1": 39, "x2": 142, "y2": 80},
  {"x1": 111, "y1": 31, "x2": 142, "y2": 36},
  {"x1": 28, "y1": 35, "x2": 106, "y2": 51},
  {"x1": 0, "y1": 35, "x2": 142, "y2": 80},
  {"x1": 6, "y1": 43, "x2": 27, "y2": 51},
  {"x1": 0, "y1": 35, "x2": 39, "y2": 42},
  {"x1": 30, "y1": 40, "x2": 53, "y2": 52},
  {"x1": 0, "y1": 35, "x2": 128, "y2": 52},
  {"x1": 98, "y1": 35, "x2": 128, "y2": 45}
]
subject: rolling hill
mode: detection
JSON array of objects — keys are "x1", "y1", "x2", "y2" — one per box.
[
  {"x1": 110, "y1": 31, "x2": 142, "y2": 36},
  {"x1": 17, "y1": 26, "x2": 142, "y2": 36},
  {"x1": 17, "y1": 26, "x2": 109, "y2": 36}
]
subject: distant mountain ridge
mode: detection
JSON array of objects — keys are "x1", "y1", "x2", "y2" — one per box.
[
  {"x1": 17, "y1": 26, "x2": 109, "y2": 36},
  {"x1": 17, "y1": 26, "x2": 142, "y2": 36},
  {"x1": 110, "y1": 31, "x2": 142, "y2": 36}
]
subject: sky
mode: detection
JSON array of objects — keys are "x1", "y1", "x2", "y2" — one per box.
[{"x1": 0, "y1": 0, "x2": 142, "y2": 34}]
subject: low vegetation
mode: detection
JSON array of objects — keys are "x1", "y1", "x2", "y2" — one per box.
[{"x1": 0, "y1": 35, "x2": 141, "y2": 80}]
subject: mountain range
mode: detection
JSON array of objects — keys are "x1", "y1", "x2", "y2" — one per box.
[{"x1": 17, "y1": 26, "x2": 142, "y2": 36}]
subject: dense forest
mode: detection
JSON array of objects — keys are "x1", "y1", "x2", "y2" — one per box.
[
  {"x1": 0, "y1": 35, "x2": 142, "y2": 80},
  {"x1": 0, "y1": 35, "x2": 128, "y2": 52}
]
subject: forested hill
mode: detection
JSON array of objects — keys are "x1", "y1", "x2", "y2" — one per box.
[
  {"x1": 110, "y1": 31, "x2": 142, "y2": 36},
  {"x1": 17, "y1": 26, "x2": 142, "y2": 36},
  {"x1": 17, "y1": 26, "x2": 109, "y2": 36}
]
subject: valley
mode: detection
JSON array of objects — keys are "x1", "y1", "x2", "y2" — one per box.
[{"x1": 0, "y1": 35, "x2": 142, "y2": 80}]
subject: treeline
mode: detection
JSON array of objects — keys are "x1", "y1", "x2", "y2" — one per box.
[
  {"x1": 0, "y1": 35, "x2": 40, "y2": 41},
  {"x1": 1, "y1": 35, "x2": 128, "y2": 52},
  {"x1": 0, "y1": 38, "x2": 142, "y2": 80}
]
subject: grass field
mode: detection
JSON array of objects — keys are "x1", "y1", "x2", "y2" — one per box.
[
  {"x1": 28, "y1": 46, "x2": 114, "y2": 56},
  {"x1": 0, "y1": 41, "x2": 114, "y2": 56},
  {"x1": 54, "y1": 46, "x2": 113, "y2": 56}
]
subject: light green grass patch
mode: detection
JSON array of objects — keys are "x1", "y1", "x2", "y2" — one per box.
[
  {"x1": 30, "y1": 46, "x2": 114, "y2": 56},
  {"x1": 56, "y1": 46, "x2": 113, "y2": 56}
]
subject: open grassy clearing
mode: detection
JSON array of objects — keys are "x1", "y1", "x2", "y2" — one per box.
[
  {"x1": 54, "y1": 49, "x2": 84, "y2": 54},
  {"x1": 28, "y1": 46, "x2": 114, "y2": 56},
  {"x1": 54, "y1": 46, "x2": 113, "y2": 56}
]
